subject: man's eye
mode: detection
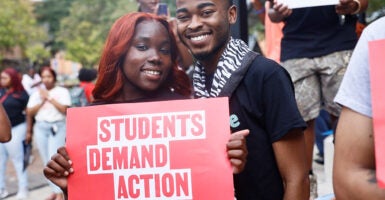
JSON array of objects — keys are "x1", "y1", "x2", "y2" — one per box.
[
  {"x1": 177, "y1": 14, "x2": 190, "y2": 22},
  {"x1": 201, "y1": 10, "x2": 214, "y2": 17}
]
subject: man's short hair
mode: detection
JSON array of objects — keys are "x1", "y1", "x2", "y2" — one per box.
[{"x1": 227, "y1": 0, "x2": 233, "y2": 7}]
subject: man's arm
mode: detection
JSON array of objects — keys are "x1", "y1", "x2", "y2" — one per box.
[
  {"x1": 272, "y1": 128, "x2": 309, "y2": 200},
  {"x1": 333, "y1": 107, "x2": 385, "y2": 199}
]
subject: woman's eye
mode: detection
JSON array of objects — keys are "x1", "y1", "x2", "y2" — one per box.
[
  {"x1": 160, "y1": 48, "x2": 171, "y2": 55},
  {"x1": 136, "y1": 44, "x2": 148, "y2": 51}
]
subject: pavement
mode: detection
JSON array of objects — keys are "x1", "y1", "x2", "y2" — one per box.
[
  {"x1": 4, "y1": 143, "x2": 50, "y2": 200},
  {"x1": 3, "y1": 136, "x2": 336, "y2": 200}
]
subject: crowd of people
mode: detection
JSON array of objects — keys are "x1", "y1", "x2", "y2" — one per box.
[
  {"x1": 1, "y1": 0, "x2": 384, "y2": 200},
  {"x1": 0, "y1": 64, "x2": 97, "y2": 200}
]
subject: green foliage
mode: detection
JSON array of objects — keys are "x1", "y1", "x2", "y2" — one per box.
[
  {"x1": 34, "y1": 0, "x2": 74, "y2": 35},
  {"x1": 5, "y1": 0, "x2": 382, "y2": 69},
  {"x1": 0, "y1": 0, "x2": 47, "y2": 52},
  {"x1": 56, "y1": 0, "x2": 138, "y2": 68},
  {"x1": 25, "y1": 43, "x2": 51, "y2": 64},
  {"x1": 367, "y1": 0, "x2": 385, "y2": 14}
]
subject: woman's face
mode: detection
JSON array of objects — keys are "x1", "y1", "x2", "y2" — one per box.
[
  {"x1": 0, "y1": 72, "x2": 11, "y2": 88},
  {"x1": 41, "y1": 70, "x2": 55, "y2": 89},
  {"x1": 122, "y1": 20, "x2": 173, "y2": 98}
]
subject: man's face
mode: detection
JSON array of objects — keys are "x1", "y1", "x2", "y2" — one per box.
[
  {"x1": 175, "y1": 0, "x2": 236, "y2": 62},
  {"x1": 137, "y1": 0, "x2": 160, "y2": 13}
]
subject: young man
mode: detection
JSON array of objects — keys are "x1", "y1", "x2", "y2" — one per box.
[
  {"x1": 333, "y1": 16, "x2": 385, "y2": 200},
  {"x1": 268, "y1": 2, "x2": 368, "y2": 197},
  {"x1": 175, "y1": 0, "x2": 309, "y2": 199}
]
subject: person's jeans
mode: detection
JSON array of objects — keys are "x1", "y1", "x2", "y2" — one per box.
[
  {"x1": 0, "y1": 122, "x2": 28, "y2": 191},
  {"x1": 34, "y1": 120, "x2": 66, "y2": 193},
  {"x1": 315, "y1": 110, "x2": 332, "y2": 157}
]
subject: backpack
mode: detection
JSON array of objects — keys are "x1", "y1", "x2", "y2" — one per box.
[{"x1": 69, "y1": 86, "x2": 88, "y2": 107}]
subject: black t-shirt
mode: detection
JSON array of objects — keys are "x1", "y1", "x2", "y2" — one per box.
[
  {"x1": 0, "y1": 89, "x2": 29, "y2": 127},
  {"x1": 281, "y1": 6, "x2": 357, "y2": 61},
  {"x1": 230, "y1": 56, "x2": 306, "y2": 199}
]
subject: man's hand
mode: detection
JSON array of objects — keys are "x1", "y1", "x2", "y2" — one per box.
[
  {"x1": 336, "y1": 0, "x2": 360, "y2": 15},
  {"x1": 227, "y1": 129, "x2": 249, "y2": 174}
]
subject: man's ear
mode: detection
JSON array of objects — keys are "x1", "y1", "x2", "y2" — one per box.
[{"x1": 228, "y1": 5, "x2": 237, "y2": 25}]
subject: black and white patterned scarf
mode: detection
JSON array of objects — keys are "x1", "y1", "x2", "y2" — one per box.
[{"x1": 193, "y1": 37, "x2": 251, "y2": 98}]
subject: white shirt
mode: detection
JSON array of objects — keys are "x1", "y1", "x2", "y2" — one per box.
[
  {"x1": 334, "y1": 17, "x2": 385, "y2": 118},
  {"x1": 27, "y1": 86, "x2": 72, "y2": 122},
  {"x1": 22, "y1": 73, "x2": 42, "y2": 95}
]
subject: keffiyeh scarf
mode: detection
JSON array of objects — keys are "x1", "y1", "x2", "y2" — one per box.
[{"x1": 193, "y1": 37, "x2": 251, "y2": 98}]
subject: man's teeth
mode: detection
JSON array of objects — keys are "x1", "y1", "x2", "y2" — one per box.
[
  {"x1": 143, "y1": 70, "x2": 160, "y2": 75},
  {"x1": 191, "y1": 34, "x2": 209, "y2": 41}
]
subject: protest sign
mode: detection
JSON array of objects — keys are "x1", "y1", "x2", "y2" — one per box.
[
  {"x1": 369, "y1": 39, "x2": 385, "y2": 189},
  {"x1": 66, "y1": 97, "x2": 234, "y2": 199},
  {"x1": 277, "y1": 0, "x2": 339, "y2": 9}
]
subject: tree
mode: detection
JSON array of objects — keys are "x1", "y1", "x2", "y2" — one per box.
[
  {"x1": 0, "y1": 0, "x2": 47, "y2": 61},
  {"x1": 34, "y1": 0, "x2": 75, "y2": 52},
  {"x1": 56, "y1": 0, "x2": 137, "y2": 68}
]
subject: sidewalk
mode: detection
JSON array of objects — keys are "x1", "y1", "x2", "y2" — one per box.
[
  {"x1": 3, "y1": 142, "x2": 335, "y2": 200},
  {"x1": 4, "y1": 144, "x2": 49, "y2": 200}
]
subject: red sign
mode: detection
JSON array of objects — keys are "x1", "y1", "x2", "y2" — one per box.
[
  {"x1": 66, "y1": 97, "x2": 234, "y2": 199},
  {"x1": 369, "y1": 39, "x2": 385, "y2": 189}
]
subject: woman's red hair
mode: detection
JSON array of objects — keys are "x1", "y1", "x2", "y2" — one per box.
[
  {"x1": 93, "y1": 12, "x2": 191, "y2": 103},
  {"x1": 39, "y1": 66, "x2": 57, "y2": 82},
  {"x1": 2, "y1": 67, "x2": 25, "y2": 92}
]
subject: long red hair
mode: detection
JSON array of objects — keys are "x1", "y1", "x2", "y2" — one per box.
[
  {"x1": 2, "y1": 67, "x2": 25, "y2": 92},
  {"x1": 93, "y1": 12, "x2": 191, "y2": 102}
]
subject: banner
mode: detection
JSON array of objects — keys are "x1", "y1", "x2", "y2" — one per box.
[
  {"x1": 66, "y1": 97, "x2": 235, "y2": 199},
  {"x1": 277, "y1": 0, "x2": 339, "y2": 9},
  {"x1": 369, "y1": 39, "x2": 385, "y2": 189}
]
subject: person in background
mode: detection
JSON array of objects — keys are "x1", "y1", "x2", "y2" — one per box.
[
  {"x1": 314, "y1": 109, "x2": 333, "y2": 165},
  {"x1": 137, "y1": 0, "x2": 159, "y2": 13},
  {"x1": 0, "y1": 67, "x2": 29, "y2": 199},
  {"x1": 43, "y1": 12, "x2": 249, "y2": 200},
  {"x1": 26, "y1": 67, "x2": 71, "y2": 200},
  {"x1": 22, "y1": 65, "x2": 42, "y2": 96},
  {"x1": 248, "y1": 0, "x2": 265, "y2": 54},
  {"x1": 333, "y1": 16, "x2": 385, "y2": 200},
  {"x1": 78, "y1": 68, "x2": 97, "y2": 104},
  {"x1": 268, "y1": 0, "x2": 368, "y2": 198},
  {"x1": 264, "y1": 0, "x2": 284, "y2": 63},
  {"x1": 356, "y1": 12, "x2": 366, "y2": 38},
  {"x1": 175, "y1": 0, "x2": 308, "y2": 199},
  {"x1": 0, "y1": 104, "x2": 11, "y2": 143}
]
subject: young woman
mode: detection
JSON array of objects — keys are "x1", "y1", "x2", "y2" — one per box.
[
  {"x1": 26, "y1": 67, "x2": 72, "y2": 200},
  {"x1": 0, "y1": 67, "x2": 29, "y2": 199},
  {"x1": 43, "y1": 12, "x2": 248, "y2": 200}
]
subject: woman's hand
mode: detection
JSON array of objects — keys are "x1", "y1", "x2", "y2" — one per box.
[
  {"x1": 43, "y1": 147, "x2": 73, "y2": 193},
  {"x1": 39, "y1": 88, "x2": 50, "y2": 101},
  {"x1": 227, "y1": 129, "x2": 250, "y2": 174}
]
